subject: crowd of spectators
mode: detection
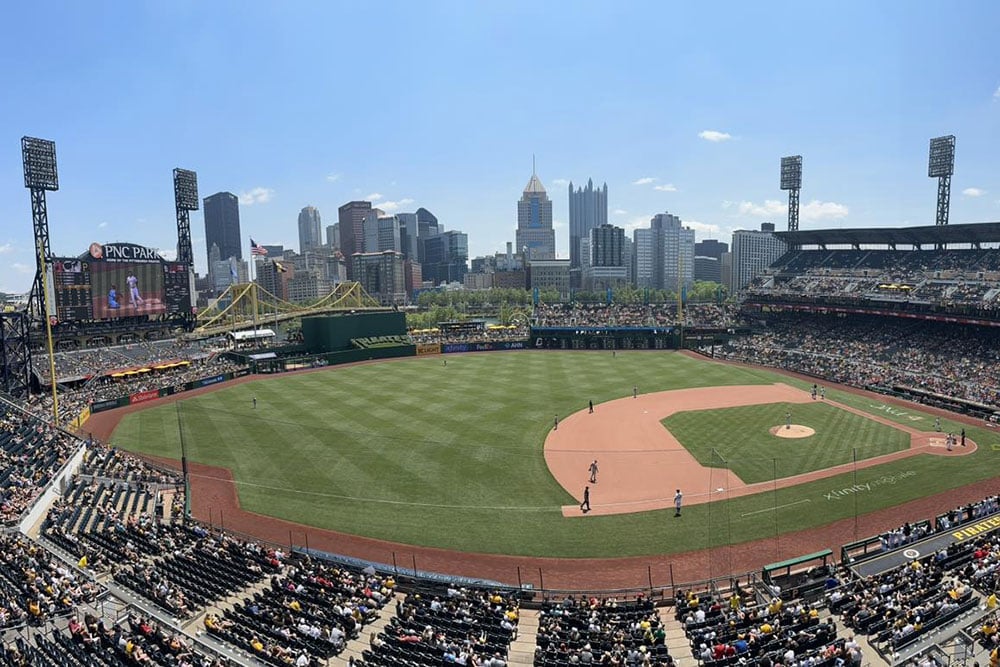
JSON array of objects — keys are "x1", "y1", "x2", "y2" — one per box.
[
  {"x1": 0, "y1": 401, "x2": 78, "y2": 524},
  {"x1": 534, "y1": 594, "x2": 671, "y2": 667},
  {"x1": 25, "y1": 355, "x2": 247, "y2": 427},
  {"x1": 677, "y1": 587, "x2": 847, "y2": 667},
  {"x1": 746, "y1": 248, "x2": 1000, "y2": 314},
  {"x1": 35, "y1": 337, "x2": 229, "y2": 384},
  {"x1": 532, "y1": 303, "x2": 742, "y2": 329},
  {"x1": 721, "y1": 314, "x2": 1000, "y2": 408},
  {"x1": 78, "y1": 440, "x2": 183, "y2": 485},
  {"x1": 827, "y1": 558, "x2": 976, "y2": 650},
  {"x1": 0, "y1": 533, "x2": 102, "y2": 629},
  {"x1": 362, "y1": 587, "x2": 516, "y2": 667},
  {"x1": 408, "y1": 324, "x2": 529, "y2": 345},
  {"x1": 211, "y1": 558, "x2": 395, "y2": 665}
]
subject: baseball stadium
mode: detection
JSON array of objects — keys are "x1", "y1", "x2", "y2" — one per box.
[{"x1": 3, "y1": 138, "x2": 1000, "y2": 667}]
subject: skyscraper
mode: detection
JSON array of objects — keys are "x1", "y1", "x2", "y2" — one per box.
[
  {"x1": 651, "y1": 212, "x2": 695, "y2": 292},
  {"x1": 419, "y1": 230, "x2": 468, "y2": 285},
  {"x1": 396, "y1": 213, "x2": 418, "y2": 260},
  {"x1": 569, "y1": 179, "x2": 608, "y2": 271},
  {"x1": 352, "y1": 251, "x2": 406, "y2": 305},
  {"x1": 203, "y1": 192, "x2": 242, "y2": 269},
  {"x1": 363, "y1": 213, "x2": 402, "y2": 253},
  {"x1": 589, "y1": 223, "x2": 624, "y2": 267},
  {"x1": 515, "y1": 167, "x2": 555, "y2": 260},
  {"x1": 416, "y1": 207, "x2": 439, "y2": 238},
  {"x1": 695, "y1": 239, "x2": 728, "y2": 260},
  {"x1": 730, "y1": 222, "x2": 787, "y2": 292},
  {"x1": 338, "y1": 201, "x2": 373, "y2": 279},
  {"x1": 584, "y1": 223, "x2": 627, "y2": 290},
  {"x1": 298, "y1": 206, "x2": 322, "y2": 253},
  {"x1": 632, "y1": 212, "x2": 695, "y2": 290}
]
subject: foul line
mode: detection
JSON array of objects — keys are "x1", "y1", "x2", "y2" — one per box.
[
  {"x1": 740, "y1": 499, "x2": 811, "y2": 517},
  {"x1": 189, "y1": 471, "x2": 563, "y2": 513}
]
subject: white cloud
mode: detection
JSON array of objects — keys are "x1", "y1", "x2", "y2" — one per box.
[
  {"x1": 98, "y1": 221, "x2": 108, "y2": 229},
  {"x1": 0, "y1": 243, "x2": 12, "y2": 255},
  {"x1": 551, "y1": 178, "x2": 570, "y2": 187},
  {"x1": 239, "y1": 187, "x2": 274, "y2": 205},
  {"x1": 801, "y1": 200, "x2": 849, "y2": 220},
  {"x1": 962, "y1": 187, "x2": 986, "y2": 197},
  {"x1": 737, "y1": 199, "x2": 787, "y2": 217},
  {"x1": 994, "y1": 86, "x2": 1000, "y2": 102},
  {"x1": 376, "y1": 198, "x2": 415, "y2": 213},
  {"x1": 735, "y1": 198, "x2": 848, "y2": 221},
  {"x1": 365, "y1": 192, "x2": 384, "y2": 202},
  {"x1": 632, "y1": 177, "x2": 656, "y2": 186},
  {"x1": 553, "y1": 219, "x2": 567, "y2": 230},
  {"x1": 682, "y1": 220, "x2": 720, "y2": 235},
  {"x1": 612, "y1": 209, "x2": 628, "y2": 216},
  {"x1": 721, "y1": 200, "x2": 734, "y2": 209},
  {"x1": 698, "y1": 130, "x2": 732, "y2": 142},
  {"x1": 159, "y1": 248, "x2": 177, "y2": 261},
  {"x1": 12, "y1": 263, "x2": 32, "y2": 273},
  {"x1": 326, "y1": 173, "x2": 342, "y2": 182},
  {"x1": 653, "y1": 183, "x2": 678, "y2": 192}
]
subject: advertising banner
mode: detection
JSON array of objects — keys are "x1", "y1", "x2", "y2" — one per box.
[
  {"x1": 416, "y1": 343, "x2": 441, "y2": 356},
  {"x1": 69, "y1": 407, "x2": 91, "y2": 430},
  {"x1": 193, "y1": 374, "x2": 226, "y2": 389},
  {"x1": 90, "y1": 397, "x2": 128, "y2": 413},
  {"x1": 129, "y1": 389, "x2": 160, "y2": 405},
  {"x1": 442, "y1": 341, "x2": 527, "y2": 354}
]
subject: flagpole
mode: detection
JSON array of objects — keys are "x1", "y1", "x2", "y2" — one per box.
[{"x1": 251, "y1": 250, "x2": 259, "y2": 345}]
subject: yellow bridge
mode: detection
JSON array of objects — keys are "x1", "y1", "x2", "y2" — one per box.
[{"x1": 189, "y1": 281, "x2": 385, "y2": 338}]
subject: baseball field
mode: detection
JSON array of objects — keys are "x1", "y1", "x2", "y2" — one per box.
[{"x1": 107, "y1": 351, "x2": 997, "y2": 559}]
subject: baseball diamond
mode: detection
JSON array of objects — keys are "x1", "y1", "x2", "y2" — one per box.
[{"x1": 90, "y1": 350, "x2": 990, "y2": 580}]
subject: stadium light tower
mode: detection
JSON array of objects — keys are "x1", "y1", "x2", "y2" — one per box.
[
  {"x1": 173, "y1": 168, "x2": 199, "y2": 267},
  {"x1": 21, "y1": 137, "x2": 59, "y2": 321},
  {"x1": 780, "y1": 155, "x2": 802, "y2": 232},
  {"x1": 928, "y1": 135, "x2": 955, "y2": 226}
]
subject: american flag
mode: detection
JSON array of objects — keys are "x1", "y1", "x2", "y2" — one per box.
[{"x1": 250, "y1": 238, "x2": 268, "y2": 256}]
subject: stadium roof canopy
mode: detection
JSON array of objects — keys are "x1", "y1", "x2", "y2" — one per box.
[{"x1": 775, "y1": 221, "x2": 1000, "y2": 249}]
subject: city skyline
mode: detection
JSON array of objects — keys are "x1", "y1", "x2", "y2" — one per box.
[{"x1": 1, "y1": 2, "x2": 999, "y2": 293}]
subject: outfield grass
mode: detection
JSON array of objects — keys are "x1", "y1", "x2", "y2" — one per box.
[
  {"x1": 662, "y1": 402, "x2": 911, "y2": 483},
  {"x1": 110, "y1": 351, "x2": 1000, "y2": 558}
]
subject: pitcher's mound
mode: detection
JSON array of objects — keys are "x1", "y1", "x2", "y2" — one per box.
[{"x1": 770, "y1": 424, "x2": 815, "y2": 439}]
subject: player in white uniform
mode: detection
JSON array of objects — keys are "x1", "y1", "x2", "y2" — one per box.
[{"x1": 127, "y1": 273, "x2": 144, "y2": 307}]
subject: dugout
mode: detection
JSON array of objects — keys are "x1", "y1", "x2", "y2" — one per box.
[
  {"x1": 762, "y1": 549, "x2": 833, "y2": 602},
  {"x1": 302, "y1": 312, "x2": 407, "y2": 353}
]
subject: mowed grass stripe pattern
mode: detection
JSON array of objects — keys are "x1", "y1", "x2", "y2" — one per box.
[
  {"x1": 662, "y1": 402, "x2": 911, "y2": 483},
  {"x1": 110, "y1": 352, "x2": 1000, "y2": 558}
]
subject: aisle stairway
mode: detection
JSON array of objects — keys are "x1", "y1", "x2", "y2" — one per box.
[{"x1": 506, "y1": 608, "x2": 539, "y2": 665}]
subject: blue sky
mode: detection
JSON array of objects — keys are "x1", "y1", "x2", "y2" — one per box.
[{"x1": 1, "y1": 1, "x2": 998, "y2": 292}]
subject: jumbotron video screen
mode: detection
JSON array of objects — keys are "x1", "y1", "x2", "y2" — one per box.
[{"x1": 50, "y1": 242, "x2": 192, "y2": 322}]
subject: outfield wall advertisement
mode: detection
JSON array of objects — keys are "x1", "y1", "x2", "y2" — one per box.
[
  {"x1": 442, "y1": 341, "x2": 527, "y2": 354},
  {"x1": 89, "y1": 369, "x2": 248, "y2": 414},
  {"x1": 129, "y1": 389, "x2": 160, "y2": 405}
]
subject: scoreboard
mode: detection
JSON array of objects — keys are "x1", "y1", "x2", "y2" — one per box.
[
  {"x1": 52, "y1": 259, "x2": 92, "y2": 321},
  {"x1": 49, "y1": 242, "x2": 193, "y2": 323}
]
